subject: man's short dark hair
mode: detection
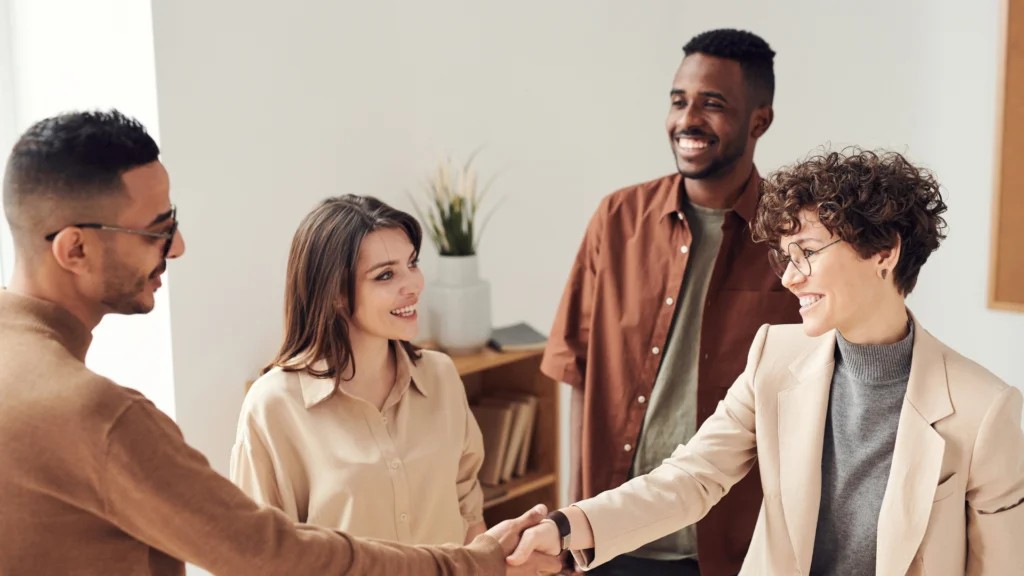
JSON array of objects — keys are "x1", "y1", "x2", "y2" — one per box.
[
  {"x1": 683, "y1": 29, "x2": 776, "y2": 107},
  {"x1": 3, "y1": 110, "x2": 160, "y2": 226}
]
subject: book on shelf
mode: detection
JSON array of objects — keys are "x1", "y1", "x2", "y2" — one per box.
[
  {"x1": 498, "y1": 392, "x2": 538, "y2": 477},
  {"x1": 488, "y1": 322, "x2": 547, "y2": 352},
  {"x1": 470, "y1": 403, "x2": 515, "y2": 486},
  {"x1": 471, "y1": 392, "x2": 539, "y2": 487}
]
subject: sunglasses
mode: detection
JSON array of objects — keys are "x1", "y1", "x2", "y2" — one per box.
[{"x1": 44, "y1": 206, "x2": 179, "y2": 258}]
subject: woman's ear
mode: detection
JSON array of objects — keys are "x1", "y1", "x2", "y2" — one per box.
[
  {"x1": 334, "y1": 295, "x2": 350, "y2": 316},
  {"x1": 875, "y1": 235, "x2": 902, "y2": 280}
]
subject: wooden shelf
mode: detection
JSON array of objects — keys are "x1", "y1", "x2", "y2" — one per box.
[
  {"x1": 483, "y1": 471, "x2": 558, "y2": 510},
  {"x1": 415, "y1": 341, "x2": 545, "y2": 376}
]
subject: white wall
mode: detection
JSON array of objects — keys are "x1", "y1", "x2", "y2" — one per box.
[
  {"x1": 0, "y1": 0, "x2": 16, "y2": 285},
  {"x1": 2, "y1": 0, "x2": 175, "y2": 416},
  {"x1": 150, "y1": 0, "x2": 1023, "y2": 519},
  {"x1": 902, "y1": 1, "x2": 1024, "y2": 396}
]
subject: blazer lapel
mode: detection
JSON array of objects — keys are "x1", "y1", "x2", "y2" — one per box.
[
  {"x1": 779, "y1": 331, "x2": 836, "y2": 573},
  {"x1": 875, "y1": 322, "x2": 952, "y2": 576}
]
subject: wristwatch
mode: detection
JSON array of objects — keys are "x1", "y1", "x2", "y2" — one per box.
[{"x1": 546, "y1": 510, "x2": 572, "y2": 551}]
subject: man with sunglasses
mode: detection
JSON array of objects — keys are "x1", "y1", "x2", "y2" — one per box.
[{"x1": 0, "y1": 110, "x2": 561, "y2": 575}]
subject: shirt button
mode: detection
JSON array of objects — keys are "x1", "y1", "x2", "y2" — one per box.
[
  {"x1": 665, "y1": 297, "x2": 673, "y2": 305},
  {"x1": 624, "y1": 444, "x2": 632, "y2": 452},
  {"x1": 382, "y1": 416, "x2": 388, "y2": 424},
  {"x1": 676, "y1": 212, "x2": 684, "y2": 220},
  {"x1": 638, "y1": 395, "x2": 647, "y2": 404},
  {"x1": 400, "y1": 513, "x2": 408, "y2": 522},
  {"x1": 391, "y1": 460, "x2": 400, "y2": 469},
  {"x1": 652, "y1": 347, "x2": 660, "y2": 355},
  {"x1": 680, "y1": 245, "x2": 689, "y2": 254}
]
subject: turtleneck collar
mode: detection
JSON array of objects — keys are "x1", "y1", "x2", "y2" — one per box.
[{"x1": 834, "y1": 320, "x2": 915, "y2": 384}]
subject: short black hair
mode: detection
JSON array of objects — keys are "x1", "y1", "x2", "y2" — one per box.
[
  {"x1": 683, "y1": 29, "x2": 776, "y2": 106},
  {"x1": 3, "y1": 109, "x2": 160, "y2": 215}
]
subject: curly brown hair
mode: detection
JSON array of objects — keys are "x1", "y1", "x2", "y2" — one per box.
[{"x1": 752, "y1": 148, "x2": 948, "y2": 295}]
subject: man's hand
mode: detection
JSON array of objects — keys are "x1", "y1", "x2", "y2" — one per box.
[
  {"x1": 484, "y1": 504, "x2": 562, "y2": 575},
  {"x1": 505, "y1": 519, "x2": 561, "y2": 567}
]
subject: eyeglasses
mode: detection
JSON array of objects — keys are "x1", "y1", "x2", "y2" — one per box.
[
  {"x1": 44, "y1": 205, "x2": 179, "y2": 258},
  {"x1": 768, "y1": 238, "x2": 840, "y2": 279}
]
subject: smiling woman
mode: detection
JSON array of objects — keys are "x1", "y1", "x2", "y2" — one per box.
[
  {"x1": 753, "y1": 147, "x2": 947, "y2": 342},
  {"x1": 509, "y1": 147, "x2": 1024, "y2": 576},
  {"x1": 230, "y1": 194, "x2": 490, "y2": 548}
]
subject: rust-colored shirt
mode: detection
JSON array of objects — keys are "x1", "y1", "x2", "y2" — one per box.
[
  {"x1": 0, "y1": 290, "x2": 504, "y2": 576},
  {"x1": 542, "y1": 169, "x2": 801, "y2": 576}
]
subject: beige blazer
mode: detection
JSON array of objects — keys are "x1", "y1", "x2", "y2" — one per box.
[{"x1": 574, "y1": 319, "x2": 1024, "y2": 575}]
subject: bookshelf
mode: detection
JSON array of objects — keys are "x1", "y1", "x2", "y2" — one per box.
[{"x1": 440, "y1": 344, "x2": 560, "y2": 527}]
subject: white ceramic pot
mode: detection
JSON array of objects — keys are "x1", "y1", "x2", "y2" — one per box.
[{"x1": 428, "y1": 255, "x2": 492, "y2": 355}]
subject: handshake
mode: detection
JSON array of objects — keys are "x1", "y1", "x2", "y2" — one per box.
[{"x1": 484, "y1": 504, "x2": 580, "y2": 576}]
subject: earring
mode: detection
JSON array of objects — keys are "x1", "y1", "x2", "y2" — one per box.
[{"x1": 880, "y1": 269, "x2": 888, "y2": 280}]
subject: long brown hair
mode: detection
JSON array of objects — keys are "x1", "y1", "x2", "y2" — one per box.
[{"x1": 265, "y1": 195, "x2": 422, "y2": 383}]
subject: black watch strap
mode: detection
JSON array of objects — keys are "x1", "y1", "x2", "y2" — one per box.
[{"x1": 547, "y1": 510, "x2": 572, "y2": 550}]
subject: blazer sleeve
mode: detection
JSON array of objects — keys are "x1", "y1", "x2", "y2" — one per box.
[
  {"x1": 572, "y1": 323, "x2": 769, "y2": 569},
  {"x1": 965, "y1": 385, "x2": 1024, "y2": 574}
]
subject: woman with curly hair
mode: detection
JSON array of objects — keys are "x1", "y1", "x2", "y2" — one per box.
[{"x1": 508, "y1": 149, "x2": 1024, "y2": 575}]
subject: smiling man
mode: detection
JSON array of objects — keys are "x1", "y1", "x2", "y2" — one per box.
[
  {"x1": 542, "y1": 29, "x2": 801, "y2": 576},
  {"x1": 0, "y1": 110, "x2": 561, "y2": 576}
]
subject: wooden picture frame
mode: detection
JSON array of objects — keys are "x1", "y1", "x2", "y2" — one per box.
[{"x1": 990, "y1": 0, "x2": 1024, "y2": 312}]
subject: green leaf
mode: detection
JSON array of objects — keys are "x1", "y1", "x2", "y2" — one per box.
[{"x1": 411, "y1": 149, "x2": 503, "y2": 256}]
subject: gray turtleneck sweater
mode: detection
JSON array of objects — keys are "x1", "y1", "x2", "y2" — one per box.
[{"x1": 809, "y1": 322, "x2": 915, "y2": 576}]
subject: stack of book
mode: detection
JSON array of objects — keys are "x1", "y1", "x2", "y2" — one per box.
[
  {"x1": 487, "y1": 322, "x2": 547, "y2": 353},
  {"x1": 470, "y1": 392, "x2": 539, "y2": 486}
]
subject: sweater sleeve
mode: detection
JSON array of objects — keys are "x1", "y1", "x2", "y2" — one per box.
[{"x1": 101, "y1": 398, "x2": 505, "y2": 576}]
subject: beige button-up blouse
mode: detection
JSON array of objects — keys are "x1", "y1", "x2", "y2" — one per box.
[{"x1": 230, "y1": 345, "x2": 485, "y2": 545}]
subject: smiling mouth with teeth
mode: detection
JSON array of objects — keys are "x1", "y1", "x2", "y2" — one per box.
[
  {"x1": 799, "y1": 295, "x2": 824, "y2": 310},
  {"x1": 675, "y1": 137, "x2": 713, "y2": 151},
  {"x1": 390, "y1": 304, "x2": 417, "y2": 317}
]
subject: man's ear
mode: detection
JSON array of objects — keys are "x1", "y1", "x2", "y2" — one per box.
[
  {"x1": 50, "y1": 228, "x2": 93, "y2": 275},
  {"x1": 751, "y1": 105, "x2": 774, "y2": 139}
]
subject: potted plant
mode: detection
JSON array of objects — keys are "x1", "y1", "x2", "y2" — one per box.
[{"x1": 409, "y1": 151, "x2": 502, "y2": 354}]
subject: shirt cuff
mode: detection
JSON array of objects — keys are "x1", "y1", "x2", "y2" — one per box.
[{"x1": 467, "y1": 534, "x2": 505, "y2": 571}]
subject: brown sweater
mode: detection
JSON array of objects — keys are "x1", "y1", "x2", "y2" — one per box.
[{"x1": 0, "y1": 290, "x2": 505, "y2": 575}]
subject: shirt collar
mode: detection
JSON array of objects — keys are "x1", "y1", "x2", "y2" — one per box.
[
  {"x1": 0, "y1": 289, "x2": 93, "y2": 362},
  {"x1": 297, "y1": 341, "x2": 426, "y2": 409},
  {"x1": 659, "y1": 166, "x2": 762, "y2": 223}
]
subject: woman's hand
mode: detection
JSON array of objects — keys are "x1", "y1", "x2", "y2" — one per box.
[{"x1": 505, "y1": 519, "x2": 562, "y2": 566}]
